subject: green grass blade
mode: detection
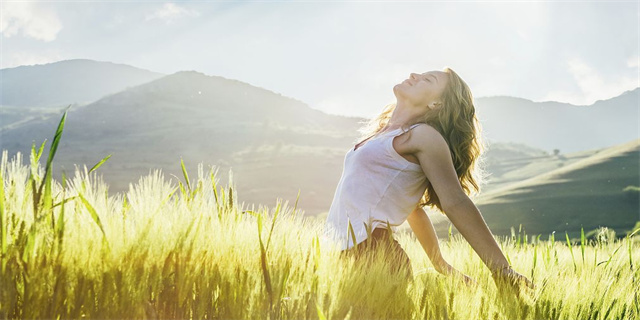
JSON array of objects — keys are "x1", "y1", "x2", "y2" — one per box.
[
  {"x1": 40, "y1": 106, "x2": 69, "y2": 185},
  {"x1": 178, "y1": 181, "x2": 186, "y2": 199},
  {"x1": 604, "y1": 245, "x2": 623, "y2": 269},
  {"x1": 316, "y1": 302, "x2": 327, "y2": 320},
  {"x1": 89, "y1": 154, "x2": 112, "y2": 174},
  {"x1": 30, "y1": 143, "x2": 42, "y2": 220},
  {"x1": 52, "y1": 196, "x2": 77, "y2": 208},
  {"x1": 532, "y1": 244, "x2": 538, "y2": 281},
  {"x1": 265, "y1": 201, "x2": 281, "y2": 252},
  {"x1": 161, "y1": 186, "x2": 179, "y2": 207},
  {"x1": 581, "y1": 226, "x2": 586, "y2": 264},
  {"x1": 77, "y1": 192, "x2": 110, "y2": 250},
  {"x1": 22, "y1": 225, "x2": 37, "y2": 264},
  {"x1": 210, "y1": 170, "x2": 219, "y2": 205},
  {"x1": 347, "y1": 218, "x2": 357, "y2": 249},
  {"x1": 0, "y1": 168, "x2": 6, "y2": 256},
  {"x1": 363, "y1": 221, "x2": 372, "y2": 242},
  {"x1": 628, "y1": 226, "x2": 640, "y2": 238},
  {"x1": 56, "y1": 170, "x2": 67, "y2": 248},
  {"x1": 277, "y1": 258, "x2": 292, "y2": 305},
  {"x1": 256, "y1": 213, "x2": 273, "y2": 307},
  {"x1": 36, "y1": 140, "x2": 46, "y2": 162},
  {"x1": 313, "y1": 235, "x2": 320, "y2": 270},
  {"x1": 180, "y1": 158, "x2": 191, "y2": 193},
  {"x1": 386, "y1": 219, "x2": 394, "y2": 242},
  {"x1": 629, "y1": 235, "x2": 634, "y2": 269},
  {"x1": 37, "y1": 106, "x2": 70, "y2": 220},
  {"x1": 293, "y1": 188, "x2": 300, "y2": 217},
  {"x1": 566, "y1": 232, "x2": 577, "y2": 272}
]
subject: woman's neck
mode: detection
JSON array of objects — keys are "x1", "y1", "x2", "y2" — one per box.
[{"x1": 385, "y1": 104, "x2": 424, "y2": 131}]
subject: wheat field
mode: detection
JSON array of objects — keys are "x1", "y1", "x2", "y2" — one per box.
[{"x1": 0, "y1": 110, "x2": 638, "y2": 319}]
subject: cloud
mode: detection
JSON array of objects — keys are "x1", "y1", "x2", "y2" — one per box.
[
  {"x1": 145, "y1": 3, "x2": 200, "y2": 24},
  {"x1": 542, "y1": 57, "x2": 638, "y2": 105},
  {"x1": 0, "y1": 1, "x2": 62, "y2": 41}
]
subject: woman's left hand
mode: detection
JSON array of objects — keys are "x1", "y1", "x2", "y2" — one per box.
[{"x1": 491, "y1": 266, "x2": 535, "y2": 297}]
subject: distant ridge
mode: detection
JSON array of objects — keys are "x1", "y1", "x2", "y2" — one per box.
[
  {"x1": 474, "y1": 88, "x2": 639, "y2": 153},
  {"x1": 0, "y1": 59, "x2": 164, "y2": 108}
]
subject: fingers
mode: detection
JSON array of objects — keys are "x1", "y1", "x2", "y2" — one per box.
[
  {"x1": 475, "y1": 269, "x2": 537, "y2": 294},
  {"x1": 460, "y1": 275, "x2": 478, "y2": 288},
  {"x1": 523, "y1": 278, "x2": 536, "y2": 290},
  {"x1": 464, "y1": 277, "x2": 478, "y2": 287}
]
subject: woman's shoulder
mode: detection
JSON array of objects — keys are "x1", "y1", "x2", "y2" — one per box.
[
  {"x1": 409, "y1": 123, "x2": 444, "y2": 140},
  {"x1": 406, "y1": 123, "x2": 448, "y2": 152}
]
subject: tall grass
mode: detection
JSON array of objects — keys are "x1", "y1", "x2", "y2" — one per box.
[{"x1": 0, "y1": 110, "x2": 638, "y2": 319}]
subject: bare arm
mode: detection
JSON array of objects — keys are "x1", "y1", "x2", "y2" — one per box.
[
  {"x1": 440, "y1": 196, "x2": 510, "y2": 272},
  {"x1": 407, "y1": 206, "x2": 476, "y2": 285},
  {"x1": 410, "y1": 125, "x2": 510, "y2": 273},
  {"x1": 406, "y1": 206, "x2": 448, "y2": 271}
]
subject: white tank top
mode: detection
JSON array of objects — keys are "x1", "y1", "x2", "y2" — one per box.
[{"x1": 322, "y1": 123, "x2": 429, "y2": 251}]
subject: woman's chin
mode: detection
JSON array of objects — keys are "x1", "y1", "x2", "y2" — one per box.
[
  {"x1": 392, "y1": 84, "x2": 404, "y2": 95},
  {"x1": 393, "y1": 85, "x2": 408, "y2": 98}
]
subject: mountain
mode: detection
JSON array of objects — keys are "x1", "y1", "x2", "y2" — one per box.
[
  {"x1": 0, "y1": 70, "x2": 364, "y2": 215},
  {"x1": 0, "y1": 59, "x2": 165, "y2": 132},
  {"x1": 0, "y1": 59, "x2": 164, "y2": 108},
  {"x1": 475, "y1": 88, "x2": 639, "y2": 153}
]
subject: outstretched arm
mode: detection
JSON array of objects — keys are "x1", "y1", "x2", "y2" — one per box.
[
  {"x1": 406, "y1": 206, "x2": 448, "y2": 272},
  {"x1": 407, "y1": 206, "x2": 475, "y2": 285},
  {"x1": 407, "y1": 207, "x2": 448, "y2": 273},
  {"x1": 410, "y1": 124, "x2": 511, "y2": 273}
]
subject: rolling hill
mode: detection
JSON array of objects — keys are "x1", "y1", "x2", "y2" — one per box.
[{"x1": 427, "y1": 139, "x2": 640, "y2": 239}]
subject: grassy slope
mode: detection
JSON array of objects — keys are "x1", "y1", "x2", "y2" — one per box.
[
  {"x1": 465, "y1": 139, "x2": 640, "y2": 239},
  {"x1": 480, "y1": 148, "x2": 599, "y2": 195}
]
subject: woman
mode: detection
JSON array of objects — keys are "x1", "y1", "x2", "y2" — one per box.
[{"x1": 323, "y1": 67, "x2": 535, "y2": 293}]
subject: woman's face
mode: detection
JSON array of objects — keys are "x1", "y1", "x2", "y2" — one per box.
[{"x1": 393, "y1": 71, "x2": 448, "y2": 110}]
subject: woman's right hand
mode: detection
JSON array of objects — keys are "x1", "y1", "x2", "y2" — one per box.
[
  {"x1": 438, "y1": 262, "x2": 478, "y2": 287},
  {"x1": 459, "y1": 273, "x2": 478, "y2": 287}
]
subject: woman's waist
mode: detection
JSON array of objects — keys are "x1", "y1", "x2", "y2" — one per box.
[{"x1": 371, "y1": 226, "x2": 392, "y2": 238}]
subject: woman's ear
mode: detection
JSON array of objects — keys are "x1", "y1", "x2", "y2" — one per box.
[{"x1": 428, "y1": 101, "x2": 442, "y2": 110}]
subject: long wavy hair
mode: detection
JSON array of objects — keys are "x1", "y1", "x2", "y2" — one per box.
[{"x1": 356, "y1": 67, "x2": 489, "y2": 214}]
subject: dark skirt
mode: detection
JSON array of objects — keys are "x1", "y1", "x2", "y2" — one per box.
[{"x1": 339, "y1": 227, "x2": 413, "y2": 279}]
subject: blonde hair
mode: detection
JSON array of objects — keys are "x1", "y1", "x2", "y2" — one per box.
[{"x1": 356, "y1": 67, "x2": 488, "y2": 214}]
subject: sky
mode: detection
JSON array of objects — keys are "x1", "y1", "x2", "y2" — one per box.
[{"x1": 1, "y1": 0, "x2": 638, "y2": 117}]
